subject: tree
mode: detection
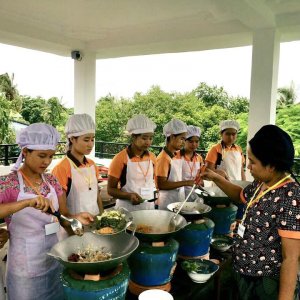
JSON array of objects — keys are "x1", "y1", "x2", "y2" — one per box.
[
  {"x1": 0, "y1": 73, "x2": 23, "y2": 144},
  {"x1": 228, "y1": 96, "x2": 249, "y2": 114},
  {"x1": 277, "y1": 81, "x2": 297, "y2": 108},
  {"x1": 21, "y1": 96, "x2": 47, "y2": 124},
  {"x1": 276, "y1": 104, "x2": 300, "y2": 156},
  {"x1": 194, "y1": 82, "x2": 230, "y2": 108},
  {"x1": 20, "y1": 96, "x2": 69, "y2": 137},
  {"x1": 0, "y1": 73, "x2": 22, "y2": 112}
]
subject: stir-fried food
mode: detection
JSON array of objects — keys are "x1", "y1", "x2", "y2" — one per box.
[
  {"x1": 68, "y1": 246, "x2": 112, "y2": 262},
  {"x1": 95, "y1": 210, "x2": 127, "y2": 234},
  {"x1": 129, "y1": 223, "x2": 169, "y2": 234}
]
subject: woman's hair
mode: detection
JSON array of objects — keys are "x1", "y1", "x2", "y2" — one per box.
[
  {"x1": 66, "y1": 136, "x2": 78, "y2": 151},
  {"x1": 249, "y1": 124, "x2": 294, "y2": 172}
]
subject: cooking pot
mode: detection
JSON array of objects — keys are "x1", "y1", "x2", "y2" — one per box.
[
  {"x1": 127, "y1": 209, "x2": 188, "y2": 242},
  {"x1": 47, "y1": 232, "x2": 139, "y2": 273}
]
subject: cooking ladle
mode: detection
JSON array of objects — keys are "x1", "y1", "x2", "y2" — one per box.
[
  {"x1": 169, "y1": 184, "x2": 196, "y2": 230},
  {"x1": 46, "y1": 208, "x2": 84, "y2": 236}
]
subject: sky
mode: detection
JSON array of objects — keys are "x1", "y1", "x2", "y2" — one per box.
[{"x1": 0, "y1": 41, "x2": 300, "y2": 108}]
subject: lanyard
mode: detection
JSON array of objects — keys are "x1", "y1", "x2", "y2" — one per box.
[
  {"x1": 19, "y1": 170, "x2": 43, "y2": 197},
  {"x1": 185, "y1": 155, "x2": 196, "y2": 179},
  {"x1": 67, "y1": 158, "x2": 93, "y2": 190},
  {"x1": 137, "y1": 159, "x2": 151, "y2": 183},
  {"x1": 241, "y1": 174, "x2": 291, "y2": 225}
]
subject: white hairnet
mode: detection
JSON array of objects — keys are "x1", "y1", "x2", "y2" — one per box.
[
  {"x1": 126, "y1": 114, "x2": 156, "y2": 135},
  {"x1": 220, "y1": 120, "x2": 240, "y2": 132},
  {"x1": 186, "y1": 125, "x2": 201, "y2": 139},
  {"x1": 65, "y1": 114, "x2": 95, "y2": 138},
  {"x1": 163, "y1": 119, "x2": 188, "y2": 137},
  {"x1": 12, "y1": 123, "x2": 60, "y2": 171}
]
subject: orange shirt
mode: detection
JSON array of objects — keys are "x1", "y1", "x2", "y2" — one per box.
[
  {"x1": 108, "y1": 147, "x2": 156, "y2": 188},
  {"x1": 156, "y1": 148, "x2": 181, "y2": 179},
  {"x1": 52, "y1": 156, "x2": 99, "y2": 192},
  {"x1": 205, "y1": 143, "x2": 245, "y2": 166}
]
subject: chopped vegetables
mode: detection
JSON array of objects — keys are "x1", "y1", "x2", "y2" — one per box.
[
  {"x1": 182, "y1": 260, "x2": 211, "y2": 274},
  {"x1": 95, "y1": 210, "x2": 127, "y2": 234}
]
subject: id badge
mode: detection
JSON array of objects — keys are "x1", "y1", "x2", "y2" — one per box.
[
  {"x1": 45, "y1": 222, "x2": 60, "y2": 236},
  {"x1": 140, "y1": 187, "x2": 154, "y2": 200},
  {"x1": 237, "y1": 223, "x2": 245, "y2": 238}
]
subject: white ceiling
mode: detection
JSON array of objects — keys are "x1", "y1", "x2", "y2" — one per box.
[{"x1": 0, "y1": 0, "x2": 300, "y2": 58}]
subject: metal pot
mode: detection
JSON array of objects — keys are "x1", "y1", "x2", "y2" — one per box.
[
  {"x1": 47, "y1": 232, "x2": 139, "y2": 273},
  {"x1": 127, "y1": 209, "x2": 188, "y2": 242},
  {"x1": 167, "y1": 202, "x2": 211, "y2": 221}
]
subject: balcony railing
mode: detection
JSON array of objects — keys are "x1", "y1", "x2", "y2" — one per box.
[{"x1": 1, "y1": 141, "x2": 300, "y2": 179}]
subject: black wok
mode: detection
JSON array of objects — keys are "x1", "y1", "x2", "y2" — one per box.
[
  {"x1": 126, "y1": 209, "x2": 188, "y2": 242},
  {"x1": 200, "y1": 180, "x2": 251, "y2": 206},
  {"x1": 47, "y1": 232, "x2": 139, "y2": 273}
]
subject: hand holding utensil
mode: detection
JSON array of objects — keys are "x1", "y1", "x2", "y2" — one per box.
[{"x1": 46, "y1": 208, "x2": 84, "y2": 236}]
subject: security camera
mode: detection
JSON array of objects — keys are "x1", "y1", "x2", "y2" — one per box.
[{"x1": 71, "y1": 50, "x2": 82, "y2": 61}]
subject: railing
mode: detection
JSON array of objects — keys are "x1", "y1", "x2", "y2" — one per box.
[{"x1": 1, "y1": 141, "x2": 300, "y2": 179}]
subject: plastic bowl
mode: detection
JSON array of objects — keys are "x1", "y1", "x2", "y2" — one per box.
[
  {"x1": 210, "y1": 235, "x2": 233, "y2": 252},
  {"x1": 181, "y1": 259, "x2": 219, "y2": 283},
  {"x1": 139, "y1": 289, "x2": 174, "y2": 300}
]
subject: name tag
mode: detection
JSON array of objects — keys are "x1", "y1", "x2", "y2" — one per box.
[
  {"x1": 45, "y1": 222, "x2": 60, "y2": 236},
  {"x1": 237, "y1": 223, "x2": 245, "y2": 238},
  {"x1": 141, "y1": 187, "x2": 154, "y2": 200}
]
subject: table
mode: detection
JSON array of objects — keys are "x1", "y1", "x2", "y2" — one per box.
[{"x1": 125, "y1": 248, "x2": 235, "y2": 300}]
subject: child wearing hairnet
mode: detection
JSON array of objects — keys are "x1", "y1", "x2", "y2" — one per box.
[
  {"x1": 205, "y1": 120, "x2": 245, "y2": 181},
  {"x1": 180, "y1": 125, "x2": 204, "y2": 201},
  {"x1": 0, "y1": 123, "x2": 93, "y2": 300},
  {"x1": 52, "y1": 114, "x2": 103, "y2": 232},
  {"x1": 156, "y1": 119, "x2": 196, "y2": 210},
  {"x1": 107, "y1": 114, "x2": 157, "y2": 211}
]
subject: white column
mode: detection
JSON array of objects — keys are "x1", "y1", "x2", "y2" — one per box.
[
  {"x1": 73, "y1": 51, "x2": 96, "y2": 120},
  {"x1": 248, "y1": 28, "x2": 280, "y2": 140},
  {"x1": 246, "y1": 29, "x2": 280, "y2": 180}
]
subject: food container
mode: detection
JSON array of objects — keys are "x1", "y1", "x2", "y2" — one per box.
[
  {"x1": 181, "y1": 259, "x2": 219, "y2": 283},
  {"x1": 210, "y1": 234, "x2": 233, "y2": 252},
  {"x1": 139, "y1": 289, "x2": 174, "y2": 300}
]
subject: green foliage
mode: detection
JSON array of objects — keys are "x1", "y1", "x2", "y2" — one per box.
[
  {"x1": 0, "y1": 71, "x2": 299, "y2": 162},
  {"x1": 276, "y1": 105, "x2": 300, "y2": 156},
  {"x1": 0, "y1": 73, "x2": 22, "y2": 143},
  {"x1": 277, "y1": 81, "x2": 296, "y2": 108},
  {"x1": 95, "y1": 83, "x2": 300, "y2": 160},
  {"x1": 20, "y1": 96, "x2": 69, "y2": 137},
  {"x1": 194, "y1": 82, "x2": 230, "y2": 108}
]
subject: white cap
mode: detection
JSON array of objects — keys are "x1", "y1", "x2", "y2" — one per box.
[
  {"x1": 12, "y1": 123, "x2": 60, "y2": 171},
  {"x1": 186, "y1": 125, "x2": 201, "y2": 139},
  {"x1": 65, "y1": 114, "x2": 95, "y2": 138},
  {"x1": 163, "y1": 119, "x2": 188, "y2": 137},
  {"x1": 126, "y1": 114, "x2": 156, "y2": 135},
  {"x1": 220, "y1": 120, "x2": 240, "y2": 132}
]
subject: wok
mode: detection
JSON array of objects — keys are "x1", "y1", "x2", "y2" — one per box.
[
  {"x1": 47, "y1": 232, "x2": 139, "y2": 273},
  {"x1": 167, "y1": 202, "x2": 211, "y2": 221},
  {"x1": 201, "y1": 180, "x2": 251, "y2": 206},
  {"x1": 127, "y1": 210, "x2": 188, "y2": 242}
]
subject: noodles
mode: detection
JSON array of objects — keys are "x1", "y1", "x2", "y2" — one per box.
[
  {"x1": 68, "y1": 245, "x2": 112, "y2": 263},
  {"x1": 130, "y1": 224, "x2": 169, "y2": 234}
]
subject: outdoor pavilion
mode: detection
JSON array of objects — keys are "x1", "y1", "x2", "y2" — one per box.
[{"x1": 1, "y1": 0, "x2": 300, "y2": 142}]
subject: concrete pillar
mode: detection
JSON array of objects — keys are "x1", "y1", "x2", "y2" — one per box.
[
  {"x1": 73, "y1": 51, "x2": 96, "y2": 120},
  {"x1": 248, "y1": 28, "x2": 280, "y2": 140},
  {"x1": 246, "y1": 28, "x2": 280, "y2": 180}
]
